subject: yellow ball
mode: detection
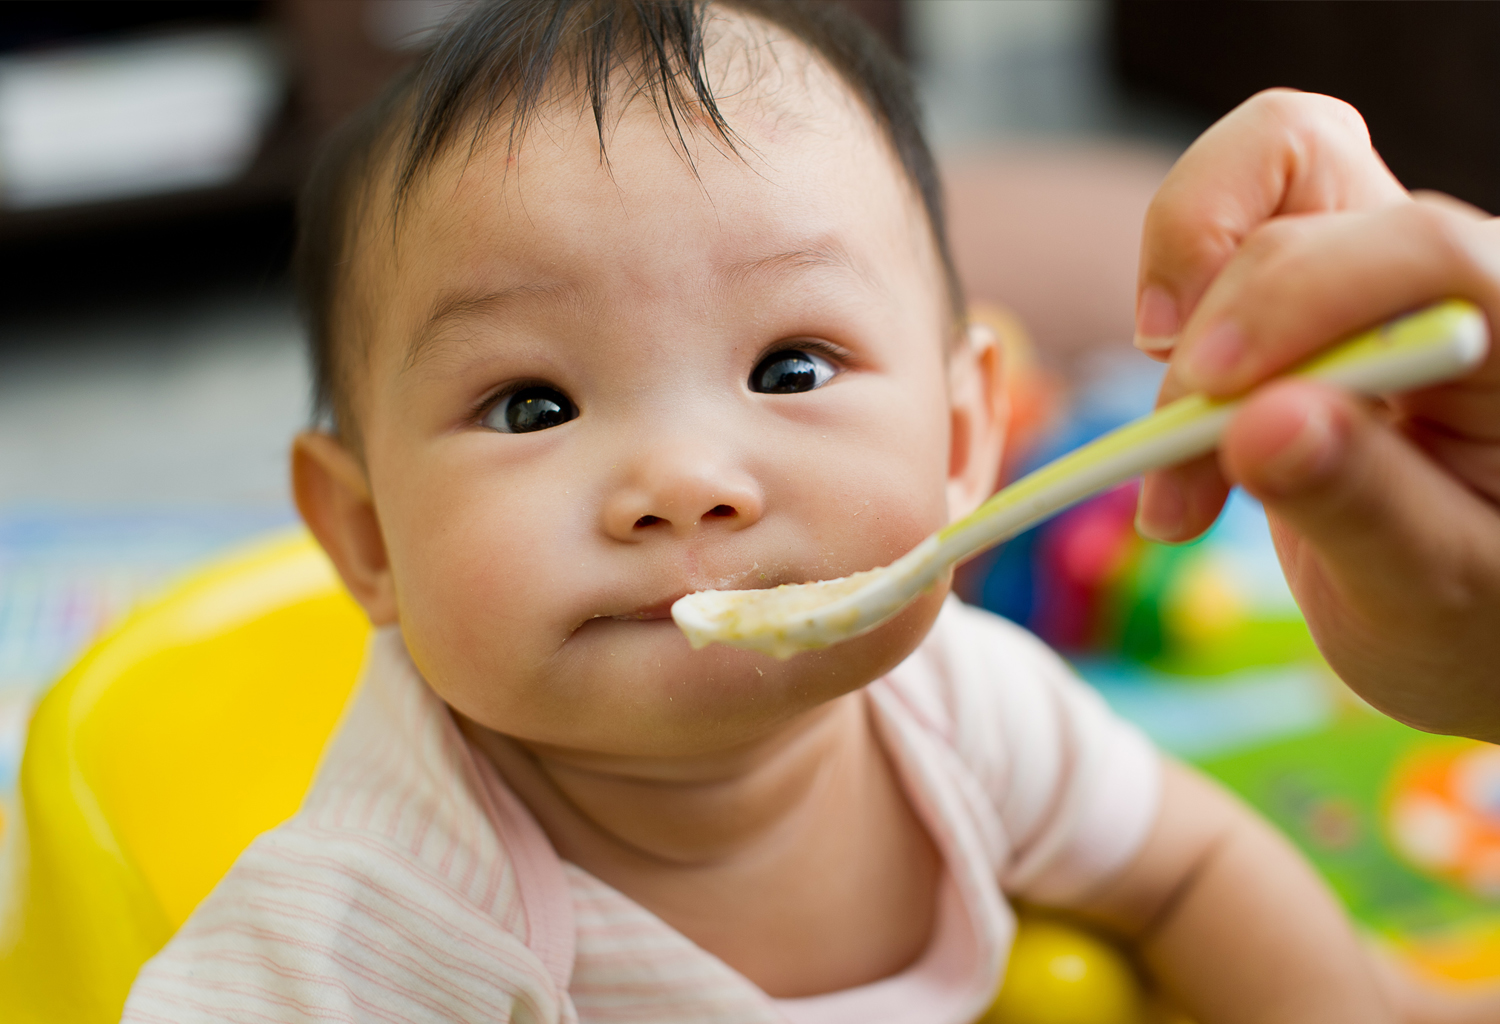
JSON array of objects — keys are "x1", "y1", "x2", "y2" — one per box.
[{"x1": 980, "y1": 916, "x2": 1147, "y2": 1024}]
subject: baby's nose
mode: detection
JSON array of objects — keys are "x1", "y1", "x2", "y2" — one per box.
[{"x1": 602, "y1": 462, "x2": 763, "y2": 541}]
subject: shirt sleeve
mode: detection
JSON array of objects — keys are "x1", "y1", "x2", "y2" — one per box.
[
  {"x1": 122, "y1": 823, "x2": 568, "y2": 1024},
  {"x1": 918, "y1": 599, "x2": 1162, "y2": 906}
]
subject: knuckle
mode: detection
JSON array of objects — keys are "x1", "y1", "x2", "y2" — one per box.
[
  {"x1": 1303, "y1": 94, "x2": 1370, "y2": 141},
  {"x1": 1246, "y1": 88, "x2": 1370, "y2": 144},
  {"x1": 1223, "y1": 218, "x2": 1323, "y2": 311},
  {"x1": 1395, "y1": 201, "x2": 1477, "y2": 270},
  {"x1": 1238, "y1": 216, "x2": 1312, "y2": 265},
  {"x1": 1240, "y1": 87, "x2": 1305, "y2": 119}
]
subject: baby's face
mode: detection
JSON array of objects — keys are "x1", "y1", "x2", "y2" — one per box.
[{"x1": 324, "y1": 36, "x2": 1000, "y2": 758}]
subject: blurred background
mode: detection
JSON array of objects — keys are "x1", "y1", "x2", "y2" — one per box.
[{"x1": 5, "y1": 0, "x2": 1500, "y2": 985}]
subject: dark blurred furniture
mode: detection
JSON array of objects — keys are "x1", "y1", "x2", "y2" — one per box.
[
  {"x1": 1111, "y1": 0, "x2": 1500, "y2": 213},
  {"x1": 0, "y1": 2, "x2": 301, "y2": 225},
  {"x1": 0, "y1": 1, "x2": 297, "y2": 312},
  {"x1": 0, "y1": 0, "x2": 906, "y2": 316}
]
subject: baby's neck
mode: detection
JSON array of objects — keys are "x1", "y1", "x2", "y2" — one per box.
[
  {"x1": 467, "y1": 695, "x2": 863, "y2": 864},
  {"x1": 460, "y1": 691, "x2": 942, "y2": 996}
]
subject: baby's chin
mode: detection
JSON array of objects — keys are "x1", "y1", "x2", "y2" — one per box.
[{"x1": 439, "y1": 586, "x2": 948, "y2": 760}]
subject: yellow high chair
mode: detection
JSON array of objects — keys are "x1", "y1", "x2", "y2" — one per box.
[
  {"x1": 0, "y1": 531, "x2": 1152, "y2": 1024},
  {"x1": 0, "y1": 532, "x2": 370, "y2": 1023}
]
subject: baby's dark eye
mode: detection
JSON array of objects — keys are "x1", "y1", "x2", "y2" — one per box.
[
  {"x1": 483, "y1": 385, "x2": 577, "y2": 433},
  {"x1": 749, "y1": 349, "x2": 836, "y2": 394}
]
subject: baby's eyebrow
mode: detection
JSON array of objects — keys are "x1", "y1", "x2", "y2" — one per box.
[
  {"x1": 404, "y1": 282, "x2": 574, "y2": 372},
  {"x1": 720, "y1": 237, "x2": 879, "y2": 292},
  {"x1": 403, "y1": 238, "x2": 874, "y2": 373}
]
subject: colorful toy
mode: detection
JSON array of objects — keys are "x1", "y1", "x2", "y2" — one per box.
[
  {"x1": 1388, "y1": 743, "x2": 1500, "y2": 903},
  {"x1": 981, "y1": 915, "x2": 1150, "y2": 1024}
]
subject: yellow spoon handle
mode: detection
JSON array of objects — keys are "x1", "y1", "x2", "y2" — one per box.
[{"x1": 934, "y1": 299, "x2": 1488, "y2": 568}]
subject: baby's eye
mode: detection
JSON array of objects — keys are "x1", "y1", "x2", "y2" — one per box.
[
  {"x1": 749, "y1": 349, "x2": 836, "y2": 394},
  {"x1": 483, "y1": 385, "x2": 578, "y2": 433}
]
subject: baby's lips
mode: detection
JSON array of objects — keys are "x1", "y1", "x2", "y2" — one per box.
[
  {"x1": 611, "y1": 595, "x2": 687, "y2": 621},
  {"x1": 604, "y1": 565, "x2": 795, "y2": 622}
]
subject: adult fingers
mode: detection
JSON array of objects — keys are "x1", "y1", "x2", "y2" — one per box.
[
  {"x1": 1170, "y1": 199, "x2": 1500, "y2": 400},
  {"x1": 1135, "y1": 89, "x2": 1407, "y2": 356},
  {"x1": 1138, "y1": 198, "x2": 1500, "y2": 541},
  {"x1": 1136, "y1": 456, "x2": 1231, "y2": 544}
]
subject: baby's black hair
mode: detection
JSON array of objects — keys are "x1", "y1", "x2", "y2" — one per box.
[{"x1": 296, "y1": 0, "x2": 964, "y2": 437}]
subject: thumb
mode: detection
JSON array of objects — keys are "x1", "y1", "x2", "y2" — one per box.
[{"x1": 1221, "y1": 380, "x2": 1495, "y2": 606}]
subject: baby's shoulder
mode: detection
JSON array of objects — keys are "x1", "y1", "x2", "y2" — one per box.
[
  {"x1": 878, "y1": 599, "x2": 1161, "y2": 902},
  {"x1": 879, "y1": 598, "x2": 1143, "y2": 816}
]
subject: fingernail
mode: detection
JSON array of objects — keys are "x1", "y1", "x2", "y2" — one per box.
[
  {"x1": 1134, "y1": 285, "x2": 1179, "y2": 352},
  {"x1": 1135, "y1": 475, "x2": 1184, "y2": 542},
  {"x1": 1257, "y1": 404, "x2": 1339, "y2": 494},
  {"x1": 1180, "y1": 320, "x2": 1247, "y2": 391}
]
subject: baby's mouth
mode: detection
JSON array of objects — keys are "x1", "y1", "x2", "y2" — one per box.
[
  {"x1": 609, "y1": 596, "x2": 685, "y2": 621},
  {"x1": 598, "y1": 569, "x2": 789, "y2": 625}
]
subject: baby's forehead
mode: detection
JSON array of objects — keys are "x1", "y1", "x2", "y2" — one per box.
[
  {"x1": 375, "y1": 46, "x2": 927, "y2": 301},
  {"x1": 409, "y1": 24, "x2": 898, "y2": 216},
  {"x1": 402, "y1": 143, "x2": 919, "y2": 341}
]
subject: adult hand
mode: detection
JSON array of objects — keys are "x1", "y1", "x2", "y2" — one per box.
[{"x1": 1132, "y1": 89, "x2": 1500, "y2": 741}]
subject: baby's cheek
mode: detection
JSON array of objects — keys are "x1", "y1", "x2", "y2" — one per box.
[
  {"x1": 814, "y1": 415, "x2": 950, "y2": 559},
  {"x1": 388, "y1": 486, "x2": 575, "y2": 712}
]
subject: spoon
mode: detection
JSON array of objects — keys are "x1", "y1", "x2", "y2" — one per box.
[{"x1": 672, "y1": 300, "x2": 1489, "y2": 659}]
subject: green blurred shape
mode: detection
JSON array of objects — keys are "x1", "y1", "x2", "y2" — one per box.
[{"x1": 1197, "y1": 713, "x2": 1497, "y2": 940}]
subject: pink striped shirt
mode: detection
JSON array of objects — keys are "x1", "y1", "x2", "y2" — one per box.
[{"x1": 124, "y1": 599, "x2": 1159, "y2": 1024}]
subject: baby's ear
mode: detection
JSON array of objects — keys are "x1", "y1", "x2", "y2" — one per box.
[
  {"x1": 945, "y1": 314, "x2": 1008, "y2": 520},
  {"x1": 291, "y1": 431, "x2": 399, "y2": 626}
]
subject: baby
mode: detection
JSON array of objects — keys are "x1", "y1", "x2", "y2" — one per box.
[{"x1": 124, "y1": 2, "x2": 1434, "y2": 1022}]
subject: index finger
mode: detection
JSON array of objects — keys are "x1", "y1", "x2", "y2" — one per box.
[{"x1": 1134, "y1": 89, "x2": 1408, "y2": 356}]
